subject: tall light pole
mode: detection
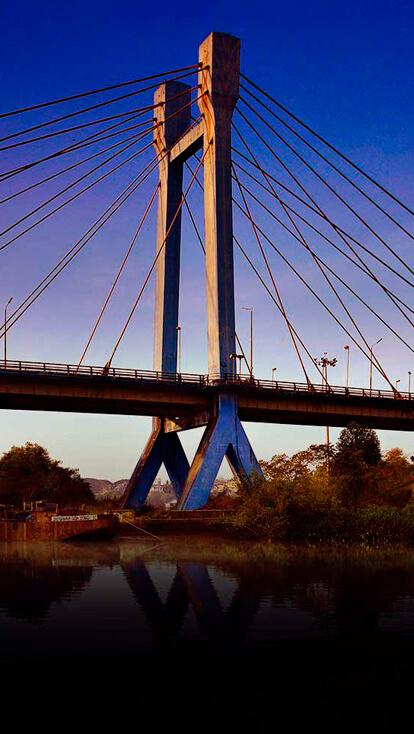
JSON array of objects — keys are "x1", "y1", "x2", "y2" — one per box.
[
  {"x1": 408, "y1": 371, "x2": 411, "y2": 395},
  {"x1": 369, "y1": 338, "x2": 383, "y2": 395},
  {"x1": 229, "y1": 352, "x2": 243, "y2": 379},
  {"x1": 4, "y1": 297, "x2": 12, "y2": 369},
  {"x1": 242, "y1": 306, "x2": 253, "y2": 378},
  {"x1": 314, "y1": 352, "x2": 337, "y2": 473},
  {"x1": 272, "y1": 367, "x2": 277, "y2": 382},
  {"x1": 344, "y1": 345, "x2": 350, "y2": 389},
  {"x1": 176, "y1": 325, "x2": 182, "y2": 374}
]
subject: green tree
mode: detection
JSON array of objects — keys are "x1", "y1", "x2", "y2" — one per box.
[
  {"x1": 0, "y1": 442, "x2": 94, "y2": 507},
  {"x1": 335, "y1": 423, "x2": 381, "y2": 467},
  {"x1": 263, "y1": 444, "x2": 329, "y2": 482},
  {"x1": 333, "y1": 423, "x2": 381, "y2": 507}
]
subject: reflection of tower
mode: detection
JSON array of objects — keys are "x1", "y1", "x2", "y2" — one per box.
[
  {"x1": 120, "y1": 557, "x2": 260, "y2": 648},
  {"x1": 121, "y1": 560, "x2": 189, "y2": 646}
]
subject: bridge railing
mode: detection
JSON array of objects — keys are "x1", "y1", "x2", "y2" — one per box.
[
  {"x1": 0, "y1": 360, "x2": 411, "y2": 400},
  {"x1": 0, "y1": 360, "x2": 206, "y2": 385},
  {"x1": 210, "y1": 372, "x2": 409, "y2": 400}
]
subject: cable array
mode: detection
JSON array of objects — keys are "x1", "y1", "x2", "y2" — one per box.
[{"x1": 1, "y1": 59, "x2": 412, "y2": 395}]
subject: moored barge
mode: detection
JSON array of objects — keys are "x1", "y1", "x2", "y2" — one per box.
[{"x1": 0, "y1": 502, "x2": 120, "y2": 541}]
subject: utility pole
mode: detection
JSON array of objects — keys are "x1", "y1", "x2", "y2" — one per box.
[
  {"x1": 344, "y1": 345, "x2": 350, "y2": 389},
  {"x1": 242, "y1": 306, "x2": 253, "y2": 378},
  {"x1": 229, "y1": 352, "x2": 243, "y2": 378},
  {"x1": 369, "y1": 338, "x2": 383, "y2": 395},
  {"x1": 176, "y1": 325, "x2": 182, "y2": 374},
  {"x1": 4, "y1": 297, "x2": 12, "y2": 368},
  {"x1": 314, "y1": 352, "x2": 337, "y2": 473}
]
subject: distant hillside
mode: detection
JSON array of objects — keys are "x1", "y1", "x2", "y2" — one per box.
[
  {"x1": 85, "y1": 478, "x2": 175, "y2": 507},
  {"x1": 86, "y1": 476, "x2": 238, "y2": 506},
  {"x1": 86, "y1": 478, "x2": 128, "y2": 500}
]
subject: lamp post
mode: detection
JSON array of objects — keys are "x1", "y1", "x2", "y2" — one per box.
[
  {"x1": 242, "y1": 306, "x2": 253, "y2": 378},
  {"x1": 4, "y1": 296, "x2": 12, "y2": 368},
  {"x1": 408, "y1": 371, "x2": 411, "y2": 395},
  {"x1": 229, "y1": 353, "x2": 243, "y2": 379},
  {"x1": 344, "y1": 345, "x2": 350, "y2": 389},
  {"x1": 272, "y1": 367, "x2": 277, "y2": 382},
  {"x1": 396, "y1": 378, "x2": 401, "y2": 392},
  {"x1": 176, "y1": 325, "x2": 182, "y2": 374},
  {"x1": 314, "y1": 352, "x2": 337, "y2": 473},
  {"x1": 369, "y1": 338, "x2": 383, "y2": 395}
]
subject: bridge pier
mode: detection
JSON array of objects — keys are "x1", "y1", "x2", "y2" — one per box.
[
  {"x1": 124, "y1": 419, "x2": 189, "y2": 509},
  {"x1": 123, "y1": 31, "x2": 262, "y2": 511},
  {"x1": 177, "y1": 393, "x2": 262, "y2": 510}
]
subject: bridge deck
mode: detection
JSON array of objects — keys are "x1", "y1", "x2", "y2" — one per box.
[{"x1": 0, "y1": 360, "x2": 413, "y2": 431}]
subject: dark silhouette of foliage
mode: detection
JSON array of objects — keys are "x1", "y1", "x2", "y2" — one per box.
[
  {"x1": 332, "y1": 423, "x2": 382, "y2": 507},
  {"x1": 0, "y1": 442, "x2": 94, "y2": 507},
  {"x1": 334, "y1": 423, "x2": 381, "y2": 467},
  {"x1": 229, "y1": 427, "x2": 414, "y2": 542}
]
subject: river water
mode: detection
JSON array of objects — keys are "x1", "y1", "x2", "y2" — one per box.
[{"x1": 2, "y1": 535, "x2": 414, "y2": 730}]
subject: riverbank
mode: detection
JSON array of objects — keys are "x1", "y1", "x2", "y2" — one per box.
[{"x1": 125, "y1": 504, "x2": 414, "y2": 546}]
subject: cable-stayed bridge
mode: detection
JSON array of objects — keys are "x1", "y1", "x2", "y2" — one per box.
[{"x1": 1, "y1": 32, "x2": 413, "y2": 509}]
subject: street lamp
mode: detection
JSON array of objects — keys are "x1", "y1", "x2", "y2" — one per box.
[
  {"x1": 4, "y1": 296, "x2": 13, "y2": 368},
  {"x1": 369, "y1": 338, "x2": 383, "y2": 395},
  {"x1": 314, "y1": 352, "x2": 337, "y2": 473},
  {"x1": 344, "y1": 345, "x2": 350, "y2": 389},
  {"x1": 229, "y1": 352, "x2": 243, "y2": 379},
  {"x1": 242, "y1": 306, "x2": 253, "y2": 378},
  {"x1": 272, "y1": 367, "x2": 277, "y2": 382},
  {"x1": 408, "y1": 371, "x2": 411, "y2": 395},
  {"x1": 396, "y1": 378, "x2": 401, "y2": 391},
  {"x1": 314, "y1": 352, "x2": 338, "y2": 390},
  {"x1": 176, "y1": 325, "x2": 182, "y2": 374}
]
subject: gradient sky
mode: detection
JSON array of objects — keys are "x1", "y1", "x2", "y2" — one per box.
[{"x1": 1, "y1": 0, "x2": 414, "y2": 480}]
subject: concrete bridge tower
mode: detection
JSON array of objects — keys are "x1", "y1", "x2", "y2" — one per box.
[{"x1": 123, "y1": 32, "x2": 262, "y2": 511}]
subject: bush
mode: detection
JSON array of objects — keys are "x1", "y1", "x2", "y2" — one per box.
[{"x1": 230, "y1": 477, "x2": 414, "y2": 545}]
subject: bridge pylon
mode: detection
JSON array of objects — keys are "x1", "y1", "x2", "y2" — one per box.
[{"x1": 123, "y1": 32, "x2": 262, "y2": 511}]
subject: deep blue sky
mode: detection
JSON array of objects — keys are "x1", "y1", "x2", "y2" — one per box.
[{"x1": 1, "y1": 0, "x2": 414, "y2": 479}]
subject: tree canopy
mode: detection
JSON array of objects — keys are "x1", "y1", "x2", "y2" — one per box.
[
  {"x1": 259, "y1": 424, "x2": 414, "y2": 510},
  {"x1": 334, "y1": 423, "x2": 381, "y2": 467},
  {"x1": 0, "y1": 443, "x2": 94, "y2": 507}
]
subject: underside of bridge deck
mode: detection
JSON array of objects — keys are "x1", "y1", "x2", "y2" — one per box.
[{"x1": 0, "y1": 371, "x2": 413, "y2": 432}]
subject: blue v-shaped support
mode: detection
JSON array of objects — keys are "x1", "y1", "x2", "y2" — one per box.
[
  {"x1": 122, "y1": 419, "x2": 190, "y2": 510},
  {"x1": 177, "y1": 393, "x2": 263, "y2": 510}
]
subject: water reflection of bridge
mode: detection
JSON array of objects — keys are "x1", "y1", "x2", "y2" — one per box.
[{"x1": 2, "y1": 542, "x2": 414, "y2": 643}]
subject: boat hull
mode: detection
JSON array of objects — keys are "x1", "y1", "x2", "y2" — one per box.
[{"x1": 0, "y1": 514, "x2": 120, "y2": 542}]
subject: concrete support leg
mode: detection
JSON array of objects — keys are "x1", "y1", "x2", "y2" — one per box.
[
  {"x1": 177, "y1": 394, "x2": 262, "y2": 510},
  {"x1": 123, "y1": 421, "x2": 190, "y2": 509}
]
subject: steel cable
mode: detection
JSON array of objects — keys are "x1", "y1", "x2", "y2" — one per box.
[
  {"x1": 0, "y1": 83, "x2": 200, "y2": 182},
  {"x1": 234, "y1": 110, "x2": 414, "y2": 327},
  {"x1": 77, "y1": 183, "x2": 159, "y2": 368},
  {"x1": 237, "y1": 99, "x2": 414, "y2": 278},
  {"x1": 0, "y1": 94, "x2": 204, "y2": 252},
  {"x1": 105, "y1": 142, "x2": 210, "y2": 367},
  {"x1": 1, "y1": 116, "x2": 203, "y2": 339},
  {"x1": 232, "y1": 164, "x2": 311, "y2": 384},
  {"x1": 232, "y1": 152, "x2": 414, "y2": 296},
  {"x1": 240, "y1": 82, "x2": 414, "y2": 244},
  {"x1": 0, "y1": 64, "x2": 200, "y2": 120},
  {"x1": 241, "y1": 72, "x2": 414, "y2": 220},
  {"x1": 234, "y1": 196, "x2": 400, "y2": 394}
]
